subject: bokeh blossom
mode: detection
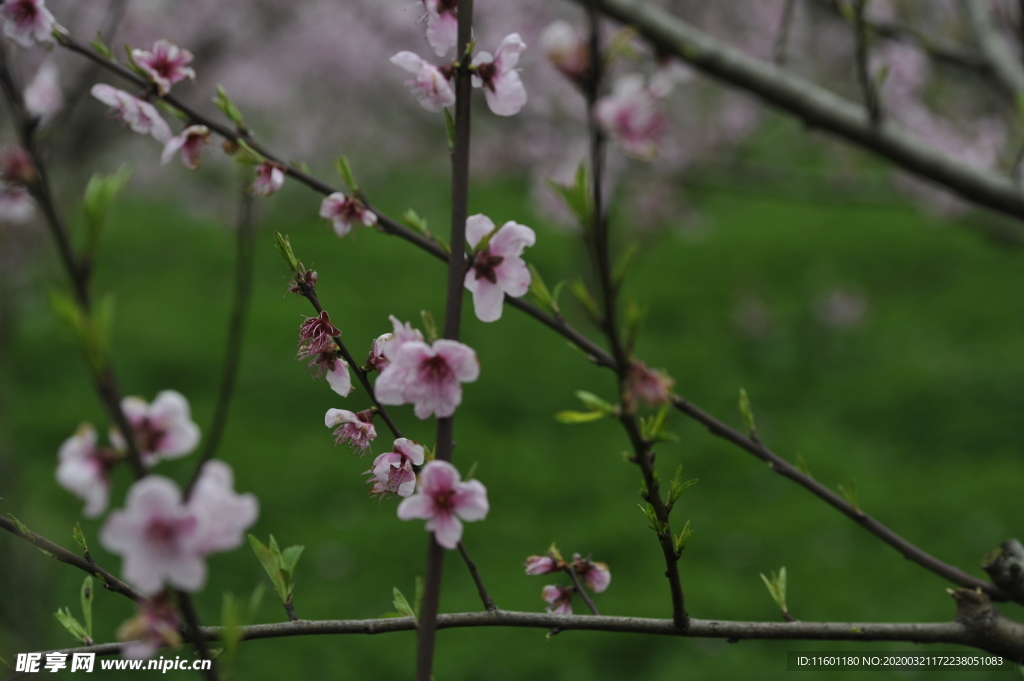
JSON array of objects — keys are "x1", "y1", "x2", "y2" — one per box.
[
  {"x1": 91, "y1": 85, "x2": 171, "y2": 144},
  {"x1": 319, "y1": 192, "x2": 377, "y2": 238},
  {"x1": 390, "y1": 51, "x2": 455, "y2": 112},
  {"x1": 110, "y1": 390, "x2": 201, "y2": 465},
  {"x1": 132, "y1": 39, "x2": 196, "y2": 96}
]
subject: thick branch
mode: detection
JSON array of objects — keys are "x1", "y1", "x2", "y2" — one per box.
[
  {"x1": 563, "y1": 0, "x2": 1024, "y2": 223},
  {"x1": 964, "y1": 0, "x2": 1024, "y2": 96}
]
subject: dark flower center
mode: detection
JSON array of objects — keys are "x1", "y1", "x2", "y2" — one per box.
[{"x1": 471, "y1": 249, "x2": 504, "y2": 284}]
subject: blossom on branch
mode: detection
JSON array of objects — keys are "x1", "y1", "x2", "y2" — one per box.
[
  {"x1": 539, "y1": 21, "x2": 589, "y2": 85},
  {"x1": 541, "y1": 584, "x2": 574, "y2": 615},
  {"x1": 595, "y1": 75, "x2": 668, "y2": 161},
  {"x1": 422, "y1": 0, "x2": 458, "y2": 57},
  {"x1": 118, "y1": 593, "x2": 181, "y2": 660},
  {"x1": 297, "y1": 310, "x2": 340, "y2": 357},
  {"x1": 375, "y1": 337, "x2": 479, "y2": 419},
  {"x1": 627, "y1": 360, "x2": 674, "y2": 406},
  {"x1": 471, "y1": 34, "x2": 528, "y2": 117},
  {"x1": 55, "y1": 424, "x2": 114, "y2": 518},
  {"x1": 160, "y1": 125, "x2": 211, "y2": 170},
  {"x1": 110, "y1": 390, "x2": 201, "y2": 466},
  {"x1": 464, "y1": 213, "x2": 535, "y2": 322},
  {"x1": 24, "y1": 60, "x2": 62, "y2": 123},
  {"x1": 0, "y1": 184, "x2": 33, "y2": 223},
  {"x1": 390, "y1": 51, "x2": 455, "y2": 112},
  {"x1": 90, "y1": 84, "x2": 171, "y2": 144},
  {"x1": 1, "y1": 0, "x2": 56, "y2": 48},
  {"x1": 319, "y1": 192, "x2": 376, "y2": 238},
  {"x1": 325, "y1": 408, "x2": 377, "y2": 453},
  {"x1": 397, "y1": 460, "x2": 488, "y2": 549},
  {"x1": 524, "y1": 554, "x2": 559, "y2": 575},
  {"x1": 99, "y1": 460, "x2": 257, "y2": 595},
  {"x1": 132, "y1": 39, "x2": 196, "y2": 96},
  {"x1": 251, "y1": 160, "x2": 285, "y2": 196},
  {"x1": 366, "y1": 438, "x2": 425, "y2": 498},
  {"x1": 573, "y1": 554, "x2": 611, "y2": 593}
]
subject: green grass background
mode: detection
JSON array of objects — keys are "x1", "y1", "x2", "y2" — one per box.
[{"x1": 2, "y1": 146, "x2": 1024, "y2": 680}]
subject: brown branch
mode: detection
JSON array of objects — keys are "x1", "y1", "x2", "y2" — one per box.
[{"x1": 563, "y1": 0, "x2": 1024, "y2": 223}]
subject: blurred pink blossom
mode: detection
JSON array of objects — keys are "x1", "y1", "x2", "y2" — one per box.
[
  {"x1": 390, "y1": 51, "x2": 455, "y2": 112},
  {"x1": 596, "y1": 75, "x2": 667, "y2": 160},
  {"x1": 161, "y1": 125, "x2": 211, "y2": 170},
  {"x1": 55, "y1": 424, "x2": 112, "y2": 518},
  {"x1": 23, "y1": 60, "x2": 62, "y2": 123},
  {"x1": 251, "y1": 161, "x2": 285, "y2": 196},
  {"x1": 423, "y1": 0, "x2": 458, "y2": 57},
  {"x1": 397, "y1": 460, "x2": 488, "y2": 549},
  {"x1": 110, "y1": 390, "x2": 200, "y2": 466},
  {"x1": 539, "y1": 20, "x2": 589, "y2": 84},
  {"x1": 524, "y1": 555, "x2": 558, "y2": 575},
  {"x1": 90, "y1": 84, "x2": 171, "y2": 143},
  {"x1": 573, "y1": 554, "x2": 611, "y2": 593},
  {"x1": 1, "y1": 0, "x2": 56, "y2": 48},
  {"x1": 118, "y1": 594, "x2": 181, "y2": 660},
  {"x1": 541, "y1": 584, "x2": 574, "y2": 615}
]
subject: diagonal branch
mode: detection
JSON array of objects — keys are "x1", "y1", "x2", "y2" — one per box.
[
  {"x1": 964, "y1": 0, "x2": 1024, "y2": 96},
  {"x1": 563, "y1": 0, "x2": 1024, "y2": 223}
]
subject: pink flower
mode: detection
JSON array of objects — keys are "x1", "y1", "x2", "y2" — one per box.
[
  {"x1": 160, "y1": 125, "x2": 210, "y2": 170},
  {"x1": 375, "y1": 338, "x2": 479, "y2": 419},
  {"x1": 1, "y1": 146, "x2": 35, "y2": 186},
  {"x1": 471, "y1": 34, "x2": 528, "y2": 116},
  {"x1": 539, "y1": 21, "x2": 589, "y2": 84},
  {"x1": 319, "y1": 192, "x2": 377, "y2": 238},
  {"x1": 595, "y1": 75, "x2": 668, "y2": 160},
  {"x1": 541, "y1": 584, "x2": 574, "y2": 615},
  {"x1": 55, "y1": 424, "x2": 113, "y2": 518},
  {"x1": 325, "y1": 408, "x2": 376, "y2": 453},
  {"x1": 366, "y1": 438, "x2": 425, "y2": 498},
  {"x1": 325, "y1": 357, "x2": 354, "y2": 397},
  {"x1": 367, "y1": 315, "x2": 424, "y2": 375},
  {"x1": 187, "y1": 460, "x2": 259, "y2": 554},
  {"x1": 464, "y1": 214, "x2": 535, "y2": 322},
  {"x1": 367, "y1": 332, "x2": 392, "y2": 371},
  {"x1": 132, "y1": 39, "x2": 195, "y2": 96},
  {"x1": 110, "y1": 390, "x2": 201, "y2": 466},
  {"x1": 524, "y1": 555, "x2": 558, "y2": 575},
  {"x1": 0, "y1": 184, "x2": 33, "y2": 223},
  {"x1": 390, "y1": 51, "x2": 455, "y2": 112},
  {"x1": 118, "y1": 593, "x2": 181, "y2": 660},
  {"x1": 573, "y1": 555, "x2": 611, "y2": 593},
  {"x1": 423, "y1": 0, "x2": 458, "y2": 57},
  {"x1": 627, "y1": 360, "x2": 674, "y2": 406},
  {"x1": 649, "y1": 59, "x2": 692, "y2": 99},
  {"x1": 100, "y1": 461, "x2": 257, "y2": 595},
  {"x1": 24, "y1": 60, "x2": 62, "y2": 123},
  {"x1": 99, "y1": 476, "x2": 204, "y2": 594},
  {"x1": 397, "y1": 460, "x2": 488, "y2": 549},
  {"x1": 1, "y1": 0, "x2": 56, "y2": 48},
  {"x1": 251, "y1": 161, "x2": 285, "y2": 196},
  {"x1": 298, "y1": 310, "x2": 340, "y2": 357},
  {"x1": 90, "y1": 84, "x2": 171, "y2": 144}
]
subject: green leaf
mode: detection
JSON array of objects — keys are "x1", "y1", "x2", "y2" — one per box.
[
  {"x1": 837, "y1": 479, "x2": 860, "y2": 512},
  {"x1": 443, "y1": 108, "x2": 456, "y2": 152},
  {"x1": 274, "y1": 231, "x2": 302, "y2": 275},
  {"x1": 402, "y1": 209, "x2": 431, "y2": 237},
  {"x1": 90, "y1": 32, "x2": 113, "y2": 59},
  {"x1": 80, "y1": 577, "x2": 93, "y2": 639},
  {"x1": 640, "y1": 405, "x2": 676, "y2": 443},
  {"x1": 213, "y1": 84, "x2": 248, "y2": 131},
  {"x1": 54, "y1": 608, "x2": 88, "y2": 643},
  {"x1": 554, "y1": 410, "x2": 607, "y2": 424},
  {"x1": 575, "y1": 390, "x2": 614, "y2": 413},
  {"x1": 674, "y1": 520, "x2": 694, "y2": 554},
  {"x1": 759, "y1": 566, "x2": 788, "y2": 614},
  {"x1": 334, "y1": 156, "x2": 358, "y2": 193},
  {"x1": 794, "y1": 453, "x2": 813, "y2": 479},
  {"x1": 638, "y1": 503, "x2": 662, "y2": 534},
  {"x1": 220, "y1": 592, "x2": 244, "y2": 678},
  {"x1": 248, "y1": 535, "x2": 287, "y2": 603},
  {"x1": 546, "y1": 162, "x2": 593, "y2": 228},
  {"x1": 666, "y1": 466, "x2": 699, "y2": 510},
  {"x1": 392, "y1": 587, "x2": 416, "y2": 621},
  {"x1": 738, "y1": 388, "x2": 757, "y2": 438},
  {"x1": 569, "y1": 278, "x2": 601, "y2": 323},
  {"x1": 82, "y1": 165, "x2": 134, "y2": 241},
  {"x1": 613, "y1": 243, "x2": 639, "y2": 287},
  {"x1": 420, "y1": 310, "x2": 439, "y2": 343},
  {"x1": 527, "y1": 264, "x2": 559, "y2": 314},
  {"x1": 72, "y1": 522, "x2": 89, "y2": 556},
  {"x1": 280, "y1": 545, "x2": 305, "y2": 575}
]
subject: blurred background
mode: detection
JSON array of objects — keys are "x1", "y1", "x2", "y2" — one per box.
[{"x1": 3, "y1": 0, "x2": 1024, "y2": 679}]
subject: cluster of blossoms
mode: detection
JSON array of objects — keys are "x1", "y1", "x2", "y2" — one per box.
[
  {"x1": 389, "y1": 1, "x2": 527, "y2": 117},
  {"x1": 525, "y1": 546, "x2": 611, "y2": 614},
  {"x1": 539, "y1": 18, "x2": 689, "y2": 161},
  {"x1": 54, "y1": 387, "x2": 257, "y2": 657},
  {"x1": 56, "y1": 390, "x2": 200, "y2": 517}
]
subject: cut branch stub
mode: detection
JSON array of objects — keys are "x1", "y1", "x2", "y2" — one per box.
[{"x1": 982, "y1": 539, "x2": 1024, "y2": 603}]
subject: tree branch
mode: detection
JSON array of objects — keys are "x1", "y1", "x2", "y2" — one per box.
[
  {"x1": 964, "y1": 0, "x2": 1024, "y2": 96},
  {"x1": 563, "y1": 0, "x2": 1024, "y2": 223}
]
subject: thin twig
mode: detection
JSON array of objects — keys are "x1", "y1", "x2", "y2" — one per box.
[
  {"x1": 457, "y1": 542, "x2": 497, "y2": 612},
  {"x1": 186, "y1": 173, "x2": 258, "y2": 496},
  {"x1": 774, "y1": 0, "x2": 797, "y2": 65},
  {"x1": 583, "y1": 2, "x2": 688, "y2": 631},
  {"x1": 565, "y1": 566, "x2": 600, "y2": 616},
  {"x1": 853, "y1": 0, "x2": 882, "y2": 126},
  {"x1": 176, "y1": 590, "x2": 218, "y2": 681}
]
